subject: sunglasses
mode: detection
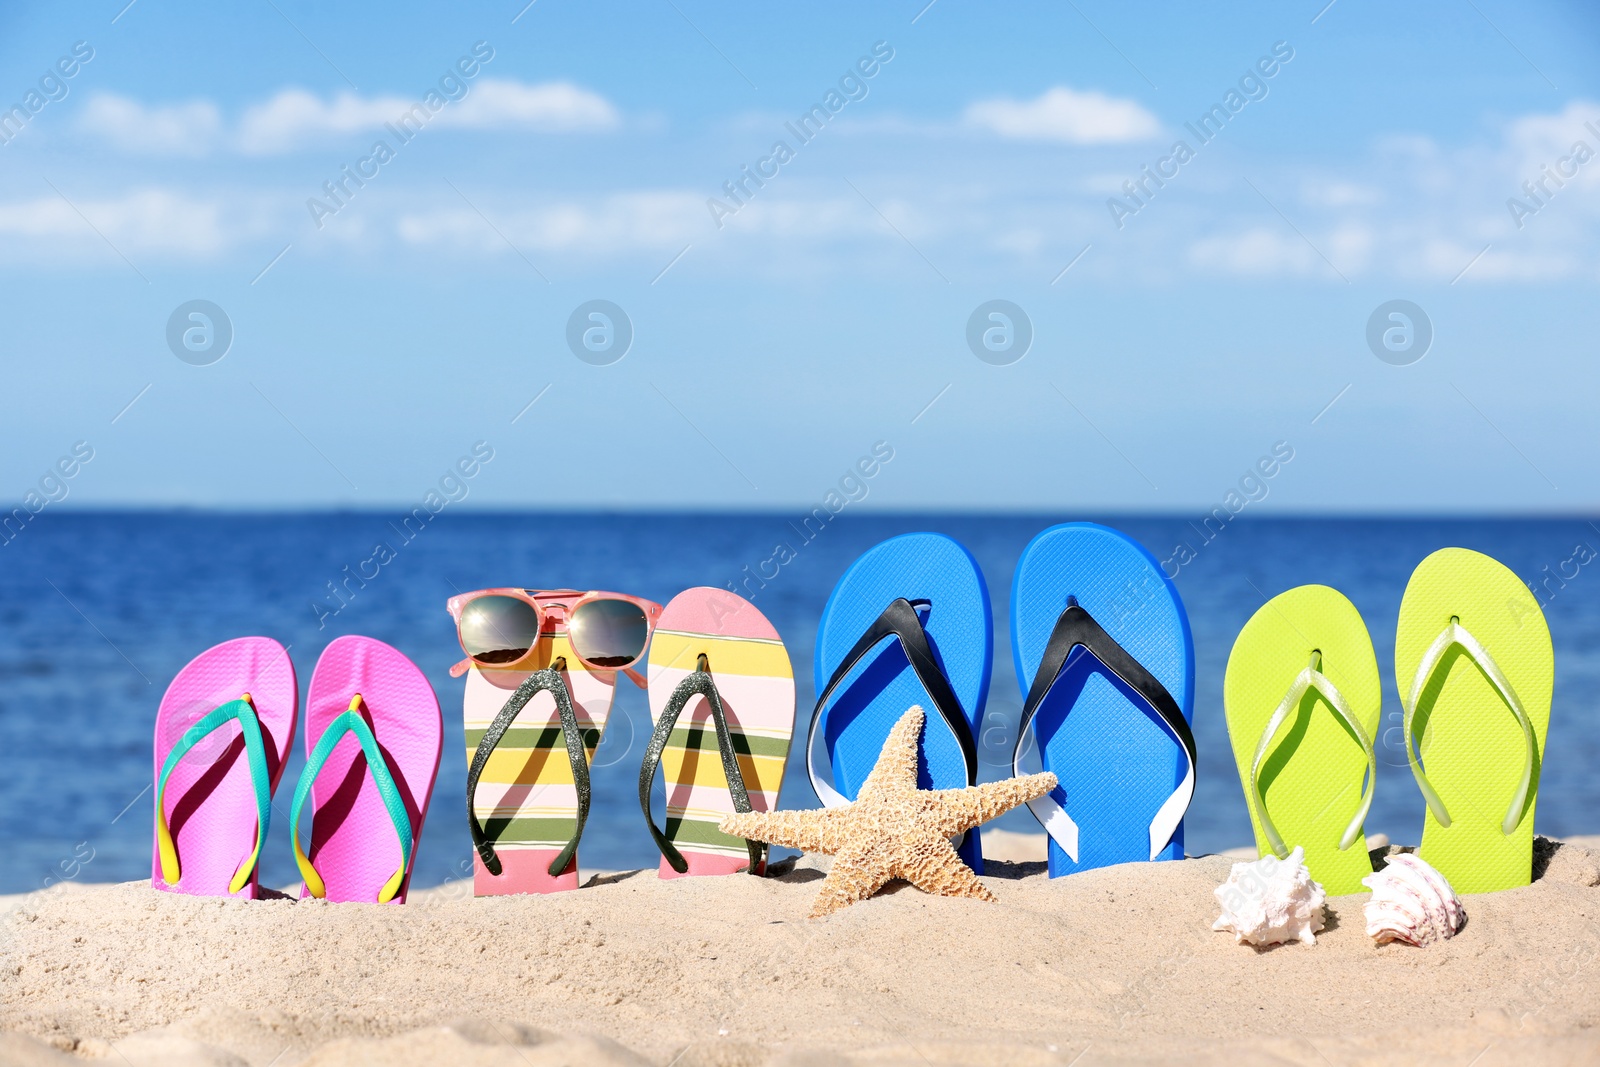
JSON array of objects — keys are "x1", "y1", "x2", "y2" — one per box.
[{"x1": 445, "y1": 588, "x2": 663, "y2": 684}]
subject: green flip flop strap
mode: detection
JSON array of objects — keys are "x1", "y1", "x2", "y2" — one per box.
[
  {"x1": 465, "y1": 668, "x2": 593, "y2": 879},
  {"x1": 638, "y1": 661, "x2": 762, "y2": 875},
  {"x1": 1249, "y1": 662, "x2": 1376, "y2": 859},
  {"x1": 1401, "y1": 619, "x2": 1537, "y2": 835},
  {"x1": 155, "y1": 697, "x2": 272, "y2": 894},
  {"x1": 291, "y1": 702, "x2": 414, "y2": 903}
]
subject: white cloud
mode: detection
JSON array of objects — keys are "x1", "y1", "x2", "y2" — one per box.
[
  {"x1": 1504, "y1": 99, "x2": 1600, "y2": 164},
  {"x1": 237, "y1": 89, "x2": 407, "y2": 153},
  {"x1": 1301, "y1": 180, "x2": 1382, "y2": 208},
  {"x1": 963, "y1": 87, "x2": 1160, "y2": 144},
  {"x1": 444, "y1": 80, "x2": 619, "y2": 131},
  {"x1": 1187, "y1": 228, "x2": 1318, "y2": 275},
  {"x1": 0, "y1": 189, "x2": 235, "y2": 255},
  {"x1": 399, "y1": 191, "x2": 703, "y2": 255},
  {"x1": 76, "y1": 93, "x2": 222, "y2": 156},
  {"x1": 238, "y1": 79, "x2": 618, "y2": 153}
]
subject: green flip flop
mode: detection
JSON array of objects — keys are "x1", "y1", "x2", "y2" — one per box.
[
  {"x1": 1224, "y1": 585, "x2": 1381, "y2": 896},
  {"x1": 1396, "y1": 547, "x2": 1551, "y2": 894}
]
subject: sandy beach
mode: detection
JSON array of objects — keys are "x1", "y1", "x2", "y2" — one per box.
[{"x1": 4, "y1": 829, "x2": 1599, "y2": 1066}]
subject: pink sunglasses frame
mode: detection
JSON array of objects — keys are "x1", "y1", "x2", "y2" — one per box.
[{"x1": 445, "y1": 587, "x2": 664, "y2": 685}]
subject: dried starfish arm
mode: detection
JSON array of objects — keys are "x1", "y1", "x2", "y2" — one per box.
[
  {"x1": 721, "y1": 807, "x2": 854, "y2": 855},
  {"x1": 854, "y1": 705, "x2": 924, "y2": 799},
  {"x1": 809, "y1": 843, "x2": 898, "y2": 918},
  {"x1": 924, "y1": 773, "x2": 1057, "y2": 837},
  {"x1": 899, "y1": 832, "x2": 997, "y2": 903}
]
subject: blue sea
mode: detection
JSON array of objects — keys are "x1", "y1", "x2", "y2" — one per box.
[{"x1": 3, "y1": 512, "x2": 1597, "y2": 895}]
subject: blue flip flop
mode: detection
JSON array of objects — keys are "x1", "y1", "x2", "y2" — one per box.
[
  {"x1": 807, "y1": 532, "x2": 993, "y2": 870},
  {"x1": 1011, "y1": 522, "x2": 1196, "y2": 877}
]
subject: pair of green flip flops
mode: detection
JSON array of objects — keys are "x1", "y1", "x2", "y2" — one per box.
[{"x1": 1224, "y1": 547, "x2": 1553, "y2": 896}]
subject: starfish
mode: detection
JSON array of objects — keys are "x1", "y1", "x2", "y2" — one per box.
[{"x1": 721, "y1": 706, "x2": 1057, "y2": 917}]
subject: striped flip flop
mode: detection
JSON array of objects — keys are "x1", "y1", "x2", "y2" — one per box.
[
  {"x1": 640, "y1": 587, "x2": 795, "y2": 877},
  {"x1": 464, "y1": 628, "x2": 617, "y2": 895}
]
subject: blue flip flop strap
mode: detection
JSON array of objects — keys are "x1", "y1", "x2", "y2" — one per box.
[
  {"x1": 291, "y1": 707, "x2": 414, "y2": 902},
  {"x1": 1012, "y1": 602, "x2": 1197, "y2": 862},
  {"x1": 806, "y1": 597, "x2": 978, "y2": 808},
  {"x1": 155, "y1": 698, "x2": 272, "y2": 893}
]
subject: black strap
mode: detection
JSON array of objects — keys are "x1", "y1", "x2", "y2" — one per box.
[
  {"x1": 1015, "y1": 599, "x2": 1197, "y2": 789},
  {"x1": 638, "y1": 654, "x2": 764, "y2": 875},
  {"x1": 807, "y1": 597, "x2": 979, "y2": 797},
  {"x1": 466, "y1": 666, "x2": 593, "y2": 878}
]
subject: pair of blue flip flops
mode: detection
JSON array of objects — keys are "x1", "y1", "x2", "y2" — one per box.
[{"x1": 806, "y1": 523, "x2": 1196, "y2": 878}]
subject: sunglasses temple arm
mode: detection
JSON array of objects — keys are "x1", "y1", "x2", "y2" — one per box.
[
  {"x1": 622, "y1": 665, "x2": 648, "y2": 689},
  {"x1": 449, "y1": 656, "x2": 474, "y2": 679}
]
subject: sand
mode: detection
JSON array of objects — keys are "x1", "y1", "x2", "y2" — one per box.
[{"x1": 5, "y1": 829, "x2": 1600, "y2": 1066}]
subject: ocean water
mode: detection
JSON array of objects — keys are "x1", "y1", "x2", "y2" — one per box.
[{"x1": 2, "y1": 512, "x2": 1597, "y2": 895}]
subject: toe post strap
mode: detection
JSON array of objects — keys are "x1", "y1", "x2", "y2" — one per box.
[
  {"x1": 292, "y1": 694, "x2": 414, "y2": 903},
  {"x1": 640, "y1": 654, "x2": 765, "y2": 875},
  {"x1": 156, "y1": 694, "x2": 272, "y2": 894},
  {"x1": 1401, "y1": 618, "x2": 1537, "y2": 836}
]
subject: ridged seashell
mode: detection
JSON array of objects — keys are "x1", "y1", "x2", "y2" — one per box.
[
  {"x1": 1212, "y1": 845, "x2": 1327, "y2": 947},
  {"x1": 1361, "y1": 853, "x2": 1465, "y2": 946}
]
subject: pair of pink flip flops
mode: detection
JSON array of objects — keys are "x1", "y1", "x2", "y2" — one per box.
[{"x1": 152, "y1": 635, "x2": 441, "y2": 904}]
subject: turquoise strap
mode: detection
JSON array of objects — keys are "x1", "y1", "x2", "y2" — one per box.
[
  {"x1": 155, "y1": 697, "x2": 271, "y2": 893},
  {"x1": 290, "y1": 701, "x2": 414, "y2": 902}
]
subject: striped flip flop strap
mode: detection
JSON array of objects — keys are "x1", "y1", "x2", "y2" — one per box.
[
  {"x1": 639, "y1": 655, "x2": 764, "y2": 875},
  {"x1": 467, "y1": 666, "x2": 592, "y2": 878}
]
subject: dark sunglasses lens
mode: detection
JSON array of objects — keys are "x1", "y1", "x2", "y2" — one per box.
[
  {"x1": 459, "y1": 596, "x2": 541, "y2": 665},
  {"x1": 569, "y1": 599, "x2": 649, "y2": 668}
]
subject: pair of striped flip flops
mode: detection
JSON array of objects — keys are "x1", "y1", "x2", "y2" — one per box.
[
  {"x1": 459, "y1": 587, "x2": 795, "y2": 895},
  {"x1": 1224, "y1": 548, "x2": 1552, "y2": 895},
  {"x1": 152, "y1": 635, "x2": 442, "y2": 903},
  {"x1": 807, "y1": 524, "x2": 1197, "y2": 878}
]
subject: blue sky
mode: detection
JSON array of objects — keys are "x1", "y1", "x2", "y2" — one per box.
[{"x1": 1, "y1": 0, "x2": 1597, "y2": 512}]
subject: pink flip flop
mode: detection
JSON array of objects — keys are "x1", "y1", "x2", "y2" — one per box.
[
  {"x1": 291, "y1": 636, "x2": 441, "y2": 904},
  {"x1": 152, "y1": 637, "x2": 297, "y2": 899}
]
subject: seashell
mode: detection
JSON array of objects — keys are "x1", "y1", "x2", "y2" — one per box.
[
  {"x1": 1361, "y1": 853, "x2": 1465, "y2": 946},
  {"x1": 1212, "y1": 845, "x2": 1327, "y2": 947}
]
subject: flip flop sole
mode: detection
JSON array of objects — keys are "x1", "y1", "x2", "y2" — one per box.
[
  {"x1": 1223, "y1": 585, "x2": 1381, "y2": 895},
  {"x1": 303, "y1": 635, "x2": 441, "y2": 904},
  {"x1": 152, "y1": 637, "x2": 297, "y2": 898},
  {"x1": 463, "y1": 628, "x2": 616, "y2": 895},
  {"x1": 1396, "y1": 548, "x2": 1552, "y2": 894},
  {"x1": 1012, "y1": 523, "x2": 1194, "y2": 876},
  {"x1": 647, "y1": 587, "x2": 795, "y2": 878},
  {"x1": 814, "y1": 532, "x2": 992, "y2": 869}
]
